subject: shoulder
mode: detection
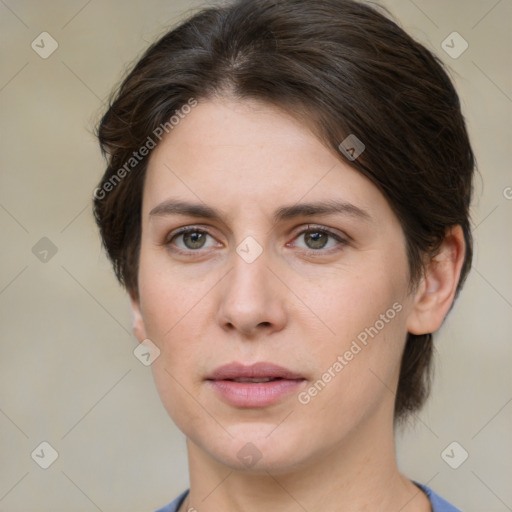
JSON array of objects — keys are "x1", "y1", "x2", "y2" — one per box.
[
  {"x1": 155, "y1": 486, "x2": 463, "y2": 512},
  {"x1": 154, "y1": 489, "x2": 189, "y2": 512},
  {"x1": 415, "y1": 482, "x2": 463, "y2": 512}
]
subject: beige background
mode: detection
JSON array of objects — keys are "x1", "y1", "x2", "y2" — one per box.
[{"x1": 0, "y1": 0, "x2": 511, "y2": 510}]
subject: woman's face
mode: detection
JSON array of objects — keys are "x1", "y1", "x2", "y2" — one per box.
[{"x1": 133, "y1": 97, "x2": 418, "y2": 472}]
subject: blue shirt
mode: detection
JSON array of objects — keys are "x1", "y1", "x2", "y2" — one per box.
[{"x1": 155, "y1": 483, "x2": 462, "y2": 511}]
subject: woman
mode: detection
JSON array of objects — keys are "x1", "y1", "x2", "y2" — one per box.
[{"x1": 94, "y1": 0, "x2": 474, "y2": 510}]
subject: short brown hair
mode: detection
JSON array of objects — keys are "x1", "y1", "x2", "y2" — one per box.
[{"x1": 94, "y1": 0, "x2": 474, "y2": 421}]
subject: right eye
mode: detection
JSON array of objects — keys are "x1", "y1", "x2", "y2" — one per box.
[
  {"x1": 167, "y1": 228, "x2": 217, "y2": 251},
  {"x1": 166, "y1": 227, "x2": 219, "y2": 253}
]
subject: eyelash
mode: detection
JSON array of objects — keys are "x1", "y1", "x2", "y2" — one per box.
[{"x1": 164, "y1": 224, "x2": 348, "y2": 257}]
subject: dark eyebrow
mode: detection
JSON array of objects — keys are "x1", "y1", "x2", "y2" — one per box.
[
  {"x1": 273, "y1": 199, "x2": 371, "y2": 222},
  {"x1": 149, "y1": 198, "x2": 371, "y2": 223},
  {"x1": 150, "y1": 200, "x2": 222, "y2": 221}
]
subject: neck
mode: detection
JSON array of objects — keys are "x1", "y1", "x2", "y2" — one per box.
[{"x1": 181, "y1": 404, "x2": 431, "y2": 512}]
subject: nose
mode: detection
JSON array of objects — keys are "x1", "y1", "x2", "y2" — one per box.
[{"x1": 215, "y1": 247, "x2": 288, "y2": 338}]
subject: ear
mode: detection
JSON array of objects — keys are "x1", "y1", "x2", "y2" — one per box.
[
  {"x1": 130, "y1": 293, "x2": 148, "y2": 342},
  {"x1": 406, "y1": 225, "x2": 466, "y2": 335}
]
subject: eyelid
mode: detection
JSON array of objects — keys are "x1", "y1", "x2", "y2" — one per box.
[
  {"x1": 163, "y1": 222, "x2": 219, "y2": 237},
  {"x1": 292, "y1": 223, "x2": 348, "y2": 241}
]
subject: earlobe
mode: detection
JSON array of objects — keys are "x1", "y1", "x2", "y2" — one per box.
[
  {"x1": 406, "y1": 225, "x2": 466, "y2": 335},
  {"x1": 130, "y1": 294, "x2": 147, "y2": 342}
]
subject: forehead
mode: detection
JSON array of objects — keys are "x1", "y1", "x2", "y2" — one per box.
[
  {"x1": 142, "y1": 97, "x2": 390, "y2": 224},
  {"x1": 148, "y1": 97, "x2": 331, "y2": 172}
]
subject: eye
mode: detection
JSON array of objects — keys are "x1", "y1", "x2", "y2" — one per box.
[
  {"x1": 167, "y1": 227, "x2": 218, "y2": 252},
  {"x1": 291, "y1": 225, "x2": 346, "y2": 252}
]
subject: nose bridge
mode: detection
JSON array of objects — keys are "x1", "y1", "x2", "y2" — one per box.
[
  {"x1": 226, "y1": 217, "x2": 273, "y2": 298},
  {"x1": 228, "y1": 244, "x2": 274, "y2": 307},
  {"x1": 216, "y1": 240, "x2": 287, "y2": 335}
]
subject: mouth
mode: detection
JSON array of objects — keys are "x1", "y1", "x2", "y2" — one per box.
[
  {"x1": 224, "y1": 377, "x2": 284, "y2": 383},
  {"x1": 206, "y1": 362, "x2": 306, "y2": 408}
]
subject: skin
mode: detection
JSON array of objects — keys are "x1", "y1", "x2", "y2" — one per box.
[{"x1": 131, "y1": 97, "x2": 465, "y2": 512}]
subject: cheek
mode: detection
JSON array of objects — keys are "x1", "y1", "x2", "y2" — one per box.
[
  {"x1": 300, "y1": 262, "x2": 407, "y2": 344},
  {"x1": 141, "y1": 283, "x2": 210, "y2": 436},
  {"x1": 136, "y1": 249, "x2": 217, "y2": 402},
  {"x1": 137, "y1": 248, "x2": 211, "y2": 342},
  {"x1": 295, "y1": 268, "x2": 409, "y2": 417}
]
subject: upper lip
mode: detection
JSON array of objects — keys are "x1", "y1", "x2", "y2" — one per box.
[{"x1": 206, "y1": 362, "x2": 304, "y2": 381}]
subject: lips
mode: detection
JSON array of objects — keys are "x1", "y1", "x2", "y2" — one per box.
[
  {"x1": 206, "y1": 362, "x2": 306, "y2": 408},
  {"x1": 207, "y1": 362, "x2": 304, "y2": 381}
]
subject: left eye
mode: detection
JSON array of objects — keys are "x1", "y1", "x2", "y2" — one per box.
[{"x1": 293, "y1": 227, "x2": 343, "y2": 251}]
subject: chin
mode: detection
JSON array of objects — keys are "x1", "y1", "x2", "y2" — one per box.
[{"x1": 195, "y1": 421, "x2": 322, "y2": 474}]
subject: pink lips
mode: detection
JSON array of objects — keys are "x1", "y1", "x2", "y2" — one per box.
[{"x1": 206, "y1": 362, "x2": 306, "y2": 408}]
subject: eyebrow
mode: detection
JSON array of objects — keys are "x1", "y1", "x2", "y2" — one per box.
[{"x1": 149, "y1": 198, "x2": 372, "y2": 223}]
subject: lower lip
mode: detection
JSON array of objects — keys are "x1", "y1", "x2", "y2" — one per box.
[{"x1": 208, "y1": 379, "x2": 305, "y2": 408}]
